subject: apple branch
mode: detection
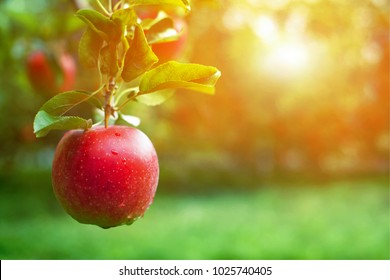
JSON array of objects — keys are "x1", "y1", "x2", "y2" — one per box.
[
  {"x1": 104, "y1": 77, "x2": 116, "y2": 128},
  {"x1": 95, "y1": 0, "x2": 110, "y2": 16}
]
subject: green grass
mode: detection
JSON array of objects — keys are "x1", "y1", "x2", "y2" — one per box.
[{"x1": 0, "y1": 172, "x2": 388, "y2": 260}]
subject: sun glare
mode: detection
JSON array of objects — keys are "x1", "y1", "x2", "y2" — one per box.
[
  {"x1": 252, "y1": 16, "x2": 312, "y2": 77},
  {"x1": 251, "y1": 12, "x2": 313, "y2": 78},
  {"x1": 252, "y1": 15, "x2": 279, "y2": 44},
  {"x1": 267, "y1": 41, "x2": 310, "y2": 71}
]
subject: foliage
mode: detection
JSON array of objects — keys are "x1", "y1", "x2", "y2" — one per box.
[
  {"x1": 33, "y1": 0, "x2": 220, "y2": 137},
  {"x1": 0, "y1": 0, "x2": 81, "y2": 170},
  {"x1": 0, "y1": 0, "x2": 388, "y2": 176}
]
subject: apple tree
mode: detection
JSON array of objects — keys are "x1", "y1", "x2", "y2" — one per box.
[{"x1": 32, "y1": 0, "x2": 221, "y2": 228}]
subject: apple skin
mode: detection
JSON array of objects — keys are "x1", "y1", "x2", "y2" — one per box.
[
  {"x1": 52, "y1": 126, "x2": 159, "y2": 228},
  {"x1": 26, "y1": 51, "x2": 76, "y2": 97}
]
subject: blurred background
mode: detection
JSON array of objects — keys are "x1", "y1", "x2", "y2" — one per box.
[{"x1": 0, "y1": 0, "x2": 388, "y2": 259}]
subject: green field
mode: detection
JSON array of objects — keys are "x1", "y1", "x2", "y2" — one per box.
[{"x1": 0, "y1": 171, "x2": 388, "y2": 260}]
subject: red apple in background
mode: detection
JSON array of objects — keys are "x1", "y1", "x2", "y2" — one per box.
[
  {"x1": 52, "y1": 126, "x2": 159, "y2": 228},
  {"x1": 19, "y1": 122, "x2": 36, "y2": 143},
  {"x1": 26, "y1": 50, "x2": 76, "y2": 97},
  {"x1": 152, "y1": 17, "x2": 188, "y2": 62}
]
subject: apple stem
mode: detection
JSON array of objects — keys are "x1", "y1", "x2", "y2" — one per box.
[
  {"x1": 108, "y1": 0, "x2": 113, "y2": 13},
  {"x1": 104, "y1": 77, "x2": 116, "y2": 128}
]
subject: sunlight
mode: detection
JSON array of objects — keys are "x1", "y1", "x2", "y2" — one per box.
[
  {"x1": 252, "y1": 13, "x2": 312, "y2": 77},
  {"x1": 252, "y1": 15, "x2": 279, "y2": 44},
  {"x1": 268, "y1": 41, "x2": 310, "y2": 71},
  {"x1": 260, "y1": 39, "x2": 312, "y2": 78}
]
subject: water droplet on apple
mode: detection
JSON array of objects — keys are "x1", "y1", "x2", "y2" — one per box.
[
  {"x1": 115, "y1": 132, "x2": 121, "y2": 137},
  {"x1": 111, "y1": 150, "x2": 118, "y2": 155}
]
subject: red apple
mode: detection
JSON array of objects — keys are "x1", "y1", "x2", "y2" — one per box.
[
  {"x1": 52, "y1": 126, "x2": 159, "y2": 228},
  {"x1": 26, "y1": 50, "x2": 76, "y2": 97}
]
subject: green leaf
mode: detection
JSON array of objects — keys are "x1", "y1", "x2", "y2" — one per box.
[
  {"x1": 128, "y1": 0, "x2": 190, "y2": 11},
  {"x1": 34, "y1": 111, "x2": 92, "y2": 138},
  {"x1": 136, "y1": 89, "x2": 175, "y2": 106},
  {"x1": 144, "y1": 17, "x2": 181, "y2": 44},
  {"x1": 76, "y1": 9, "x2": 121, "y2": 42},
  {"x1": 110, "y1": 9, "x2": 137, "y2": 43},
  {"x1": 79, "y1": 27, "x2": 103, "y2": 68},
  {"x1": 139, "y1": 61, "x2": 221, "y2": 95},
  {"x1": 121, "y1": 24, "x2": 159, "y2": 82},
  {"x1": 111, "y1": 8, "x2": 137, "y2": 26},
  {"x1": 40, "y1": 90, "x2": 103, "y2": 116},
  {"x1": 99, "y1": 44, "x2": 119, "y2": 77}
]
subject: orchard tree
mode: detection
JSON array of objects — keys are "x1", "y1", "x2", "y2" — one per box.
[{"x1": 33, "y1": 0, "x2": 220, "y2": 228}]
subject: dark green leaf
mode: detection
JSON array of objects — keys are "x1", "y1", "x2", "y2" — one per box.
[
  {"x1": 139, "y1": 61, "x2": 221, "y2": 94},
  {"x1": 121, "y1": 24, "x2": 159, "y2": 82},
  {"x1": 99, "y1": 44, "x2": 119, "y2": 77},
  {"x1": 34, "y1": 111, "x2": 92, "y2": 138},
  {"x1": 79, "y1": 27, "x2": 103, "y2": 68},
  {"x1": 40, "y1": 90, "x2": 103, "y2": 116},
  {"x1": 76, "y1": 9, "x2": 121, "y2": 42}
]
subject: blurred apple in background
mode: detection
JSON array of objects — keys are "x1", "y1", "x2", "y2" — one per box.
[
  {"x1": 151, "y1": 17, "x2": 188, "y2": 62},
  {"x1": 26, "y1": 50, "x2": 76, "y2": 98}
]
